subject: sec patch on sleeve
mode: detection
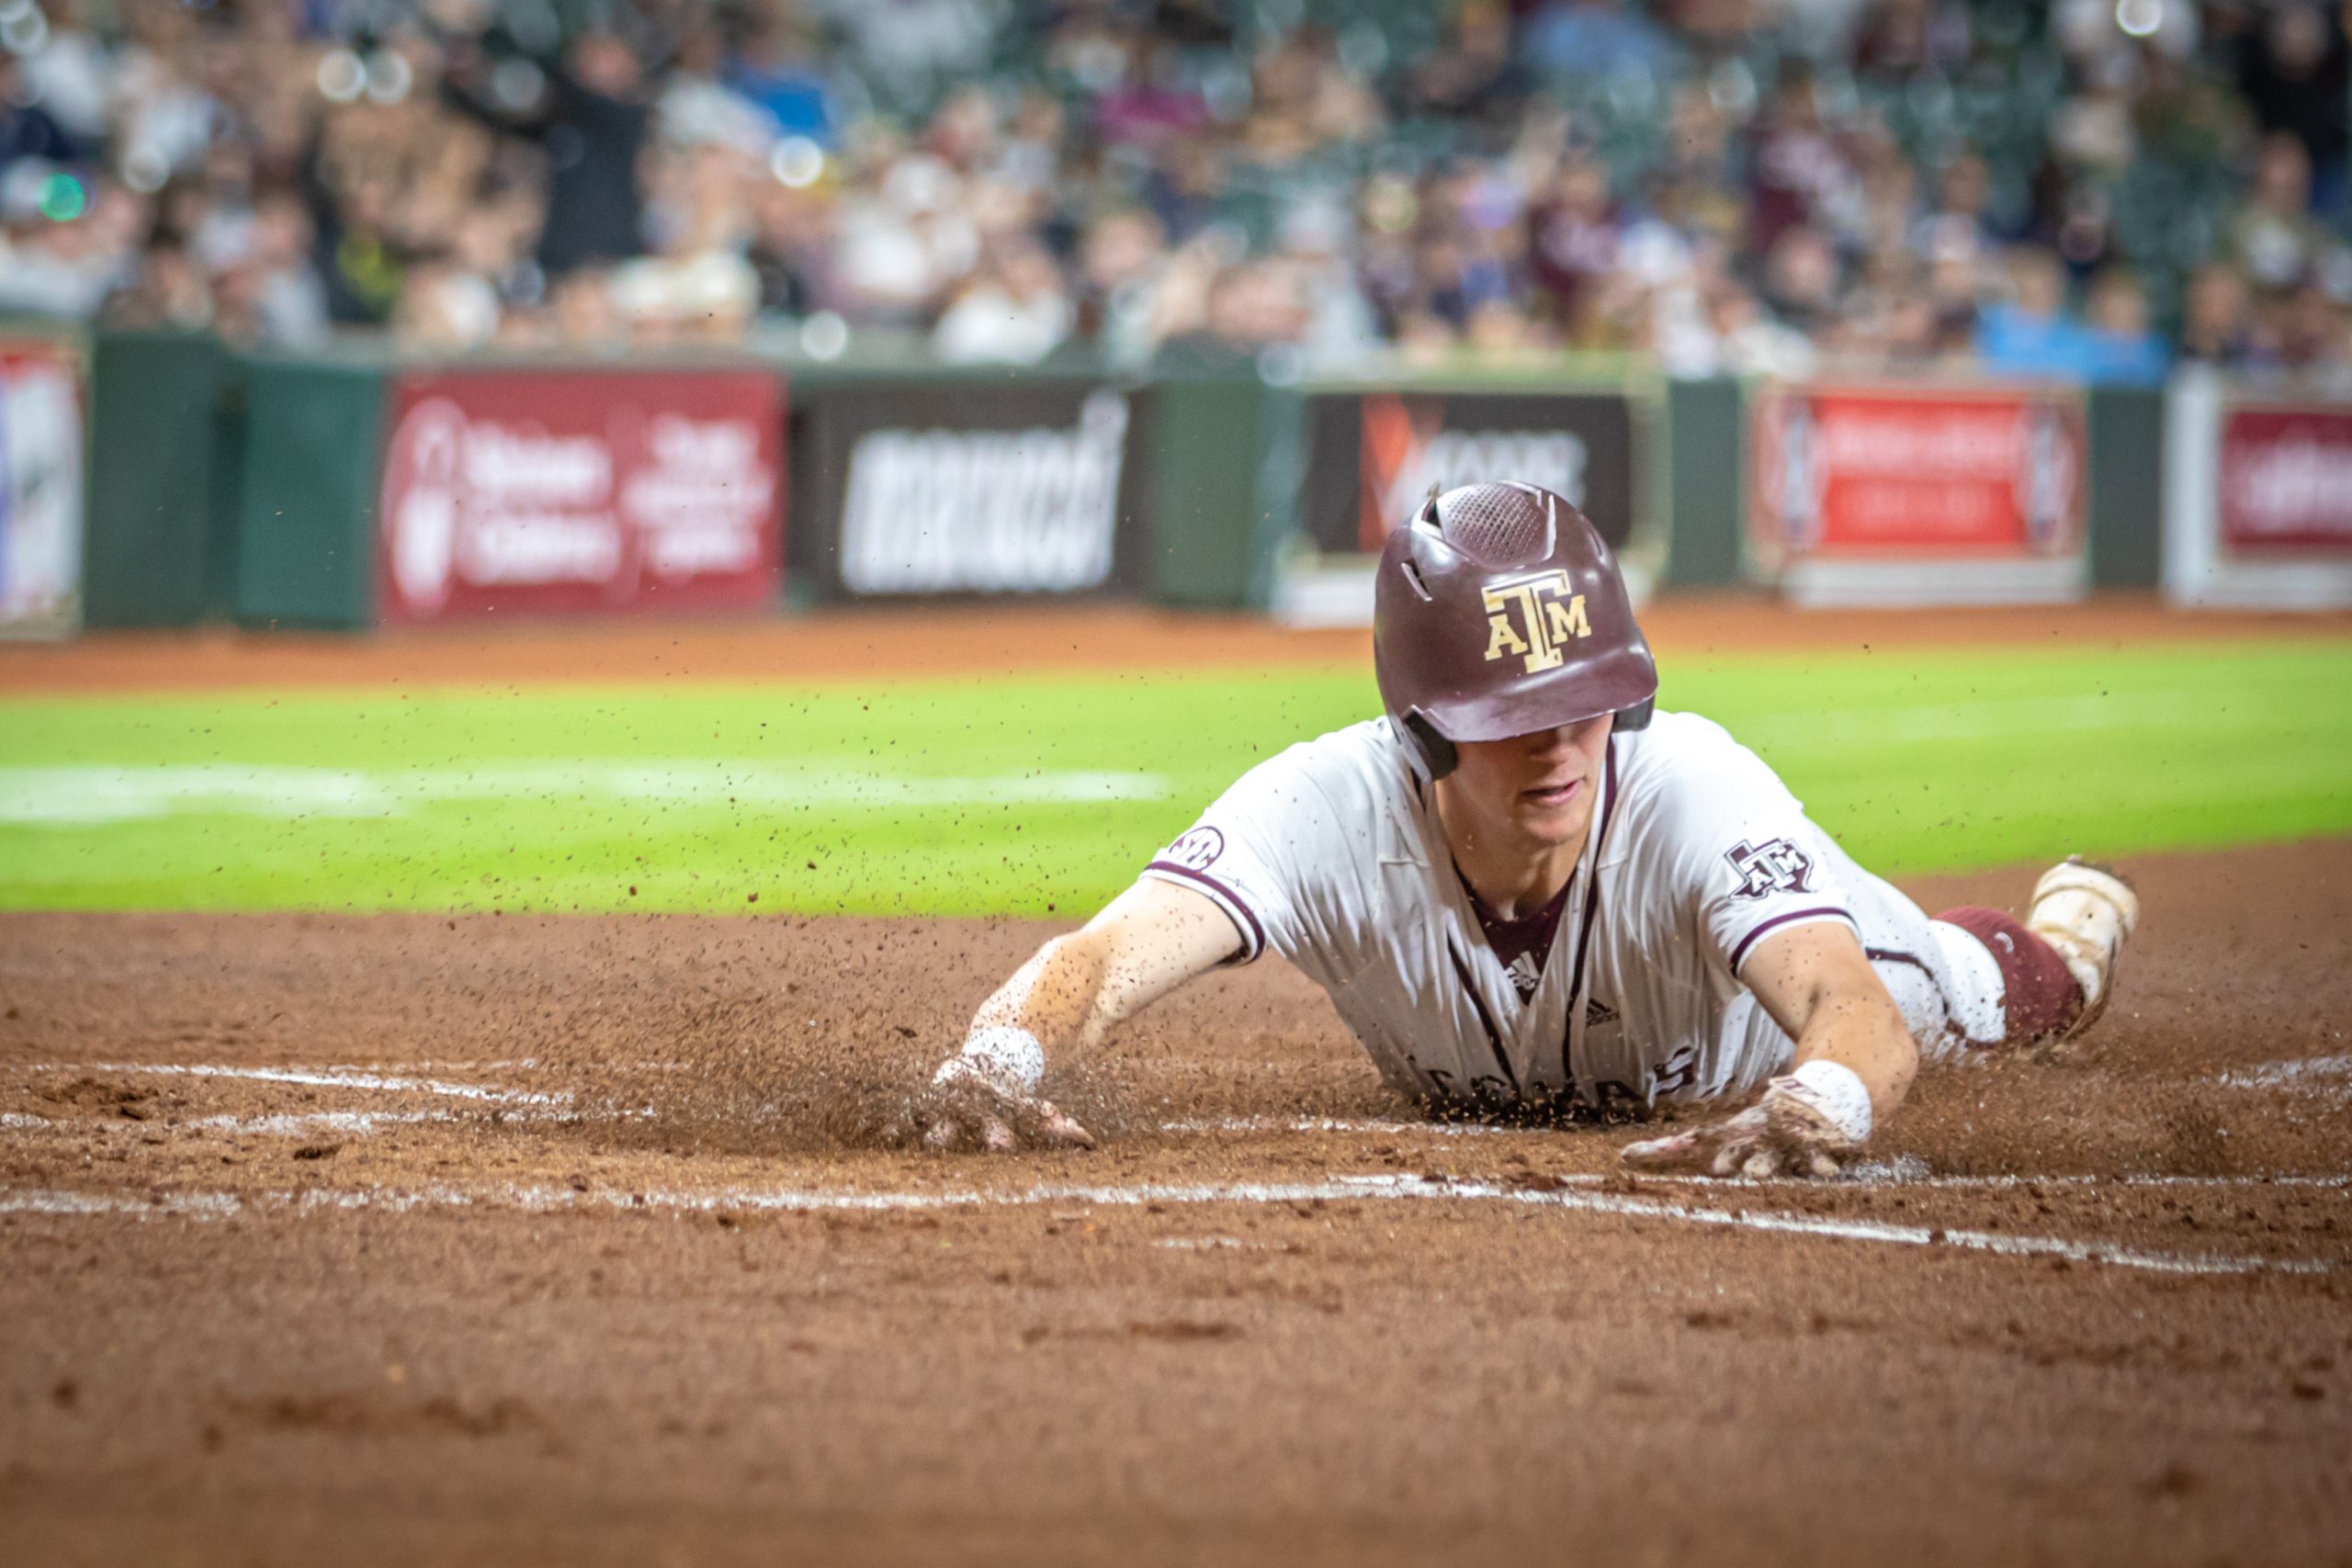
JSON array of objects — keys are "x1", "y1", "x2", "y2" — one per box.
[{"x1": 1160, "y1": 826, "x2": 1227, "y2": 872}]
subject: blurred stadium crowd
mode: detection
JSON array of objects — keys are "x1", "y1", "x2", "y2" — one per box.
[{"x1": 2, "y1": 0, "x2": 2349, "y2": 378}]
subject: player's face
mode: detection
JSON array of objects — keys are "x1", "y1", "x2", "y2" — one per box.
[{"x1": 1450, "y1": 714, "x2": 1613, "y2": 849}]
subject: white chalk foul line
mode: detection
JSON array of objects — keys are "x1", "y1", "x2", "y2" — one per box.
[
  {"x1": 0, "y1": 1110, "x2": 458, "y2": 1138},
  {"x1": 1158, "y1": 1116, "x2": 1519, "y2": 1138},
  {"x1": 1155, "y1": 1122, "x2": 2351, "y2": 1190},
  {"x1": 2, "y1": 1084, "x2": 2346, "y2": 1196},
  {"x1": 2218, "y1": 1055, "x2": 2352, "y2": 1100},
  {"x1": 13, "y1": 1063, "x2": 565, "y2": 1108},
  {"x1": 0, "y1": 1173, "x2": 2330, "y2": 1278},
  {"x1": 1818, "y1": 1158, "x2": 2350, "y2": 1191}
]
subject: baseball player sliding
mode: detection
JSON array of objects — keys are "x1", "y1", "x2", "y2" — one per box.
[{"x1": 899, "y1": 481, "x2": 2139, "y2": 1177}]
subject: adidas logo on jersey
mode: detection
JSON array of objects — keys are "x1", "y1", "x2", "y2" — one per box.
[{"x1": 1505, "y1": 952, "x2": 1543, "y2": 998}]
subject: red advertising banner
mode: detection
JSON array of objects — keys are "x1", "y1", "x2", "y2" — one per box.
[
  {"x1": 378, "y1": 369, "x2": 783, "y2": 622},
  {"x1": 2218, "y1": 403, "x2": 2352, "y2": 556},
  {"x1": 1749, "y1": 385, "x2": 2085, "y2": 563}
]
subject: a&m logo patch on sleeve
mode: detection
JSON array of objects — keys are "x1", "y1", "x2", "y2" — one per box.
[{"x1": 1725, "y1": 837, "x2": 1815, "y2": 898}]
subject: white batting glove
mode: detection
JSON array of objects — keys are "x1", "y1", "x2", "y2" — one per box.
[
  {"x1": 1620, "y1": 1060, "x2": 1872, "y2": 1179},
  {"x1": 887, "y1": 1028, "x2": 1096, "y2": 1154}
]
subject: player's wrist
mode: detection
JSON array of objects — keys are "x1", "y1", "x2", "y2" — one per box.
[{"x1": 1766, "y1": 1058, "x2": 1873, "y2": 1146}]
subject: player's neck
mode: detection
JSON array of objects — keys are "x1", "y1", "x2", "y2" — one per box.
[{"x1": 1433, "y1": 789, "x2": 1588, "y2": 919}]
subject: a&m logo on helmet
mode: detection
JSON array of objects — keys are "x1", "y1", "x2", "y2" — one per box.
[{"x1": 1480, "y1": 570, "x2": 1593, "y2": 674}]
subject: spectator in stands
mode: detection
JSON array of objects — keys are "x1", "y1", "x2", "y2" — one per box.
[
  {"x1": 1975, "y1": 245, "x2": 2101, "y2": 380},
  {"x1": 104, "y1": 235, "x2": 213, "y2": 329},
  {"x1": 1849, "y1": 0, "x2": 1972, "y2": 83},
  {"x1": 1072, "y1": 206, "x2": 1171, "y2": 367},
  {"x1": 2081, "y1": 267, "x2": 2170, "y2": 386},
  {"x1": 0, "y1": 167, "x2": 126, "y2": 319},
  {"x1": 2177, "y1": 262, "x2": 2255, "y2": 366},
  {"x1": 387, "y1": 199, "x2": 537, "y2": 349},
  {"x1": 831, "y1": 141, "x2": 977, "y2": 324},
  {"x1": 1237, "y1": 28, "x2": 1383, "y2": 165},
  {"x1": 1910, "y1": 151, "x2": 1996, "y2": 274},
  {"x1": 446, "y1": 28, "x2": 652, "y2": 281},
  {"x1": 932, "y1": 234, "x2": 1074, "y2": 363},
  {"x1": 728, "y1": 3, "x2": 838, "y2": 148},
  {"x1": 6, "y1": 0, "x2": 2352, "y2": 380},
  {"x1": 747, "y1": 171, "x2": 837, "y2": 319},
  {"x1": 111, "y1": 0, "x2": 226, "y2": 185},
  {"x1": 2051, "y1": 46, "x2": 2142, "y2": 183},
  {"x1": 392, "y1": 248, "x2": 499, "y2": 348},
  {"x1": 1922, "y1": 251, "x2": 1983, "y2": 351},
  {"x1": 1462, "y1": 298, "x2": 1547, "y2": 360},
  {"x1": 548, "y1": 265, "x2": 625, "y2": 347},
  {"x1": 1398, "y1": 1, "x2": 1528, "y2": 138},
  {"x1": 611, "y1": 141, "x2": 761, "y2": 344},
  {"x1": 659, "y1": 16, "x2": 782, "y2": 159},
  {"x1": 1279, "y1": 199, "x2": 1383, "y2": 367},
  {"x1": 12, "y1": 1, "x2": 112, "y2": 151},
  {"x1": 1522, "y1": 0, "x2": 1675, "y2": 85},
  {"x1": 820, "y1": 0, "x2": 993, "y2": 116},
  {"x1": 1746, "y1": 61, "x2": 1861, "y2": 259},
  {"x1": 1759, "y1": 220, "x2": 1842, "y2": 340},
  {"x1": 1093, "y1": 37, "x2": 1213, "y2": 149},
  {"x1": 210, "y1": 188, "x2": 329, "y2": 346},
  {"x1": 310, "y1": 167, "x2": 406, "y2": 325},
  {"x1": 2254, "y1": 276, "x2": 2347, "y2": 369},
  {"x1": 2232, "y1": 1, "x2": 2347, "y2": 212},
  {"x1": 0, "y1": 53, "x2": 77, "y2": 174},
  {"x1": 1526, "y1": 155, "x2": 1622, "y2": 339},
  {"x1": 1155, "y1": 254, "x2": 1303, "y2": 370},
  {"x1": 2231, "y1": 133, "x2": 2341, "y2": 295}
]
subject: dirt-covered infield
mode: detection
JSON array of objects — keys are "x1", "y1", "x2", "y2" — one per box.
[{"x1": 2, "y1": 836, "x2": 2347, "y2": 1566}]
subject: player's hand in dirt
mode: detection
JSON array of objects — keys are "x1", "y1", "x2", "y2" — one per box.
[
  {"x1": 1618, "y1": 1076, "x2": 1860, "y2": 1179},
  {"x1": 886, "y1": 1056, "x2": 1097, "y2": 1154}
]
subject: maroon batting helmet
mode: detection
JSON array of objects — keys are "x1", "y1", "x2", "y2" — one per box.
[{"x1": 1374, "y1": 480, "x2": 1657, "y2": 779}]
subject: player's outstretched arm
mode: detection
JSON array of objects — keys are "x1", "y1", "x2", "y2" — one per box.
[
  {"x1": 1623, "y1": 921, "x2": 1918, "y2": 1179},
  {"x1": 890, "y1": 877, "x2": 1244, "y2": 1153}
]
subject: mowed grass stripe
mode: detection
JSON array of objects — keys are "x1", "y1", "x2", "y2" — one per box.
[{"x1": 1, "y1": 638, "x2": 2346, "y2": 915}]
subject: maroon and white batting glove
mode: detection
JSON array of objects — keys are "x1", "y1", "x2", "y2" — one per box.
[
  {"x1": 1619, "y1": 1059, "x2": 1872, "y2": 1179},
  {"x1": 888, "y1": 1029, "x2": 1096, "y2": 1154}
]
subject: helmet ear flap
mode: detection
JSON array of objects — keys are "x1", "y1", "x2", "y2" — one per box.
[
  {"x1": 1612, "y1": 697, "x2": 1656, "y2": 732},
  {"x1": 1400, "y1": 710, "x2": 1459, "y2": 780}
]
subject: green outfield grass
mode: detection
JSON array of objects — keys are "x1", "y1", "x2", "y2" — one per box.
[{"x1": 2, "y1": 637, "x2": 2347, "y2": 917}]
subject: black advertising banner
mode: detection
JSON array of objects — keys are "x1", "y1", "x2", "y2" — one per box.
[
  {"x1": 1300, "y1": 390, "x2": 1636, "y2": 554},
  {"x1": 792, "y1": 379, "x2": 1151, "y2": 600}
]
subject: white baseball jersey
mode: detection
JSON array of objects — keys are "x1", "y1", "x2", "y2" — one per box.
[{"x1": 1140, "y1": 712, "x2": 1989, "y2": 1114}]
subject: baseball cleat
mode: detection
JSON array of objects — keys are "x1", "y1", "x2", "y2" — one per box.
[{"x1": 2027, "y1": 856, "x2": 2139, "y2": 1037}]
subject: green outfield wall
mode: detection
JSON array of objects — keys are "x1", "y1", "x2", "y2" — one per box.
[
  {"x1": 82, "y1": 331, "x2": 234, "y2": 627},
  {"x1": 232, "y1": 352, "x2": 388, "y2": 629}
]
